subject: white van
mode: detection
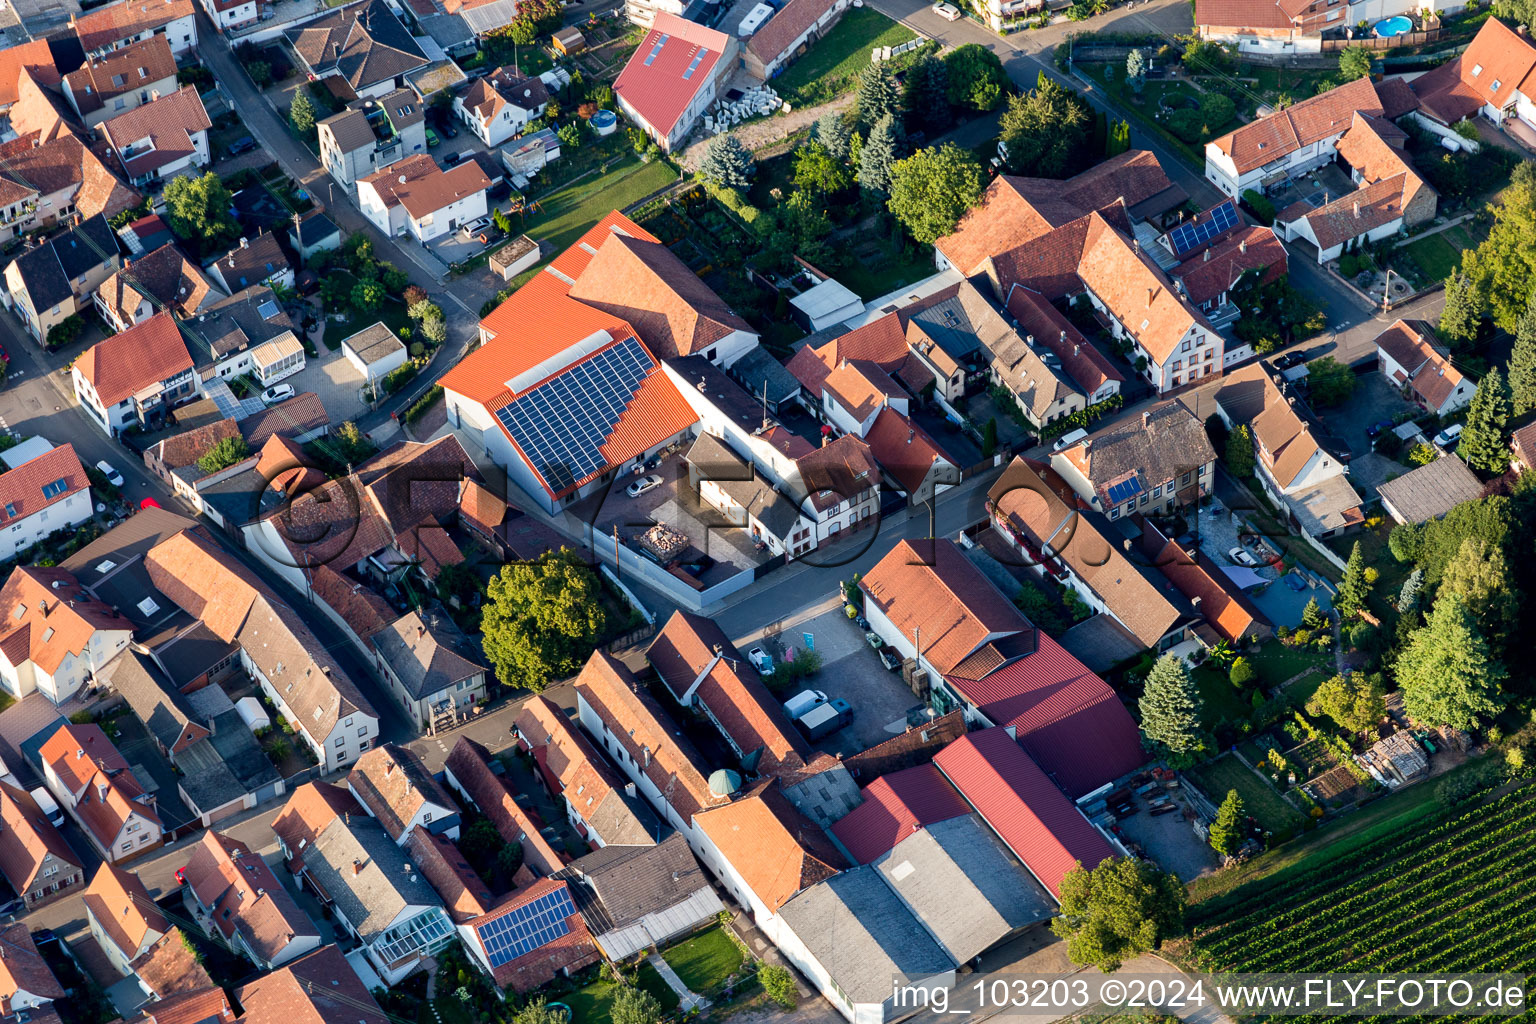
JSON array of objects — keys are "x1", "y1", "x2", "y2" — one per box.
[
  {"x1": 1432, "y1": 423, "x2": 1463, "y2": 449},
  {"x1": 782, "y1": 689, "x2": 828, "y2": 719},
  {"x1": 1052, "y1": 428, "x2": 1089, "y2": 452},
  {"x1": 29, "y1": 787, "x2": 62, "y2": 828}
]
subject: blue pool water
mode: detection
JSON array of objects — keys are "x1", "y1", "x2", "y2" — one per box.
[{"x1": 1374, "y1": 15, "x2": 1413, "y2": 35}]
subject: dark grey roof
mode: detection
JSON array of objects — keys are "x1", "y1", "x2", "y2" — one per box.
[
  {"x1": 207, "y1": 709, "x2": 282, "y2": 791},
  {"x1": 909, "y1": 294, "x2": 985, "y2": 362},
  {"x1": 237, "y1": 392, "x2": 330, "y2": 447},
  {"x1": 873, "y1": 815, "x2": 1053, "y2": 962},
  {"x1": 99, "y1": 650, "x2": 194, "y2": 751},
  {"x1": 307, "y1": 814, "x2": 443, "y2": 938},
  {"x1": 371, "y1": 612, "x2": 485, "y2": 701},
  {"x1": 1057, "y1": 614, "x2": 1147, "y2": 674},
  {"x1": 290, "y1": 213, "x2": 340, "y2": 248},
  {"x1": 778, "y1": 866, "x2": 954, "y2": 1004},
  {"x1": 417, "y1": 14, "x2": 473, "y2": 49},
  {"x1": 729, "y1": 345, "x2": 801, "y2": 405},
  {"x1": 1068, "y1": 400, "x2": 1216, "y2": 500},
  {"x1": 1376, "y1": 455, "x2": 1484, "y2": 525},
  {"x1": 194, "y1": 465, "x2": 269, "y2": 528},
  {"x1": 11, "y1": 214, "x2": 117, "y2": 311},
  {"x1": 176, "y1": 738, "x2": 255, "y2": 811},
  {"x1": 320, "y1": 108, "x2": 376, "y2": 152},
  {"x1": 378, "y1": 88, "x2": 424, "y2": 131},
  {"x1": 669, "y1": 356, "x2": 764, "y2": 429},
  {"x1": 152, "y1": 621, "x2": 240, "y2": 690},
  {"x1": 287, "y1": 0, "x2": 427, "y2": 92},
  {"x1": 684, "y1": 433, "x2": 801, "y2": 537},
  {"x1": 557, "y1": 832, "x2": 713, "y2": 931},
  {"x1": 186, "y1": 285, "x2": 296, "y2": 364}
]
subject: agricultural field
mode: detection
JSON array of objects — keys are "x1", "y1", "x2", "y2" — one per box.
[{"x1": 1189, "y1": 787, "x2": 1536, "y2": 979}]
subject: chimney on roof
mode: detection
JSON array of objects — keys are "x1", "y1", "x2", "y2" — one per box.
[
  {"x1": 239, "y1": 236, "x2": 248, "y2": 249},
  {"x1": 641, "y1": 745, "x2": 650, "y2": 768},
  {"x1": 907, "y1": 429, "x2": 914, "y2": 445},
  {"x1": 1142, "y1": 410, "x2": 1150, "y2": 428},
  {"x1": 385, "y1": 759, "x2": 395, "y2": 777},
  {"x1": 1520, "y1": 23, "x2": 1528, "y2": 33},
  {"x1": 1354, "y1": 201, "x2": 1361, "y2": 218},
  {"x1": 1203, "y1": 248, "x2": 1210, "y2": 262},
  {"x1": 1146, "y1": 287, "x2": 1154, "y2": 307},
  {"x1": 96, "y1": 782, "x2": 107, "y2": 802},
  {"x1": 352, "y1": 859, "x2": 361, "y2": 876},
  {"x1": 1240, "y1": 238, "x2": 1248, "y2": 254}
]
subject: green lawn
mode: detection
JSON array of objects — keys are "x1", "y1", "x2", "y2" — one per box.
[
  {"x1": 1235, "y1": 64, "x2": 1336, "y2": 110},
  {"x1": 1187, "y1": 757, "x2": 1487, "y2": 906},
  {"x1": 1248, "y1": 639, "x2": 1331, "y2": 686},
  {"x1": 836, "y1": 234, "x2": 936, "y2": 301},
  {"x1": 1398, "y1": 231, "x2": 1461, "y2": 283},
  {"x1": 1192, "y1": 665, "x2": 1253, "y2": 732},
  {"x1": 1283, "y1": 668, "x2": 1330, "y2": 706},
  {"x1": 520, "y1": 156, "x2": 677, "y2": 254},
  {"x1": 1077, "y1": 65, "x2": 1209, "y2": 168},
  {"x1": 770, "y1": 7, "x2": 916, "y2": 107},
  {"x1": 563, "y1": 965, "x2": 680, "y2": 1024},
  {"x1": 661, "y1": 926, "x2": 744, "y2": 993},
  {"x1": 1187, "y1": 753, "x2": 1305, "y2": 836}
]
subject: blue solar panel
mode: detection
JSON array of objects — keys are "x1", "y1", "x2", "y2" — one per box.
[
  {"x1": 1166, "y1": 201, "x2": 1239, "y2": 256},
  {"x1": 1105, "y1": 475, "x2": 1144, "y2": 507},
  {"x1": 479, "y1": 888, "x2": 578, "y2": 968},
  {"x1": 495, "y1": 337, "x2": 652, "y2": 494}
]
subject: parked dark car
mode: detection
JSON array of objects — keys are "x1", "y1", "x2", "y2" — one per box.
[
  {"x1": 433, "y1": 109, "x2": 459, "y2": 138},
  {"x1": 1274, "y1": 351, "x2": 1307, "y2": 370},
  {"x1": 1366, "y1": 419, "x2": 1395, "y2": 439},
  {"x1": 228, "y1": 136, "x2": 258, "y2": 155}
]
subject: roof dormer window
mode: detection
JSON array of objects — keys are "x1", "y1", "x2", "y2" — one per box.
[
  {"x1": 1472, "y1": 63, "x2": 1483, "y2": 76},
  {"x1": 1492, "y1": 79, "x2": 1502, "y2": 91}
]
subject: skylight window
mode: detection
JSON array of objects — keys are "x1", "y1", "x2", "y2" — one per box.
[
  {"x1": 682, "y1": 49, "x2": 708, "y2": 79},
  {"x1": 1472, "y1": 63, "x2": 1483, "y2": 76},
  {"x1": 41, "y1": 627, "x2": 53, "y2": 643},
  {"x1": 1492, "y1": 79, "x2": 1502, "y2": 91},
  {"x1": 137, "y1": 596, "x2": 160, "y2": 616},
  {"x1": 643, "y1": 34, "x2": 669, "y2": 66},
  {"x1": 95, "y1": 560, "x2": 116, "y2": 574}
]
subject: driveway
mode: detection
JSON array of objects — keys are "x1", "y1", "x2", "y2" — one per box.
[{"x1": 288, "y1": 342, "x2": 369, "y2": 423}]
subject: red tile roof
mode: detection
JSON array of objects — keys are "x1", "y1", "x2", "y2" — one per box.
[
  {"x1": 746, "y1": 0, "x2": 834, "y2": 62},
  {"x1": 0, "y1": 781, "x2": 79, "y2": 898},
  {"x1": 1193, "y1": 0, "x2": 1294, "y2": 29},
  {"x1": 942, "y1": 633, "x2": 1146, "y2": 798},
  {"x1": 1172, "y1": 225, "x2": 1287, "y2": 307},
  {"x1": 933, "y1": 728, "x2": 1116, "y2": 898},
  {"x1": 829, "y1": 763, "x2": 970, "y2": 864},
  {"x1": 237, "y1": 946, "x2": 390, "y2": 1024},
  {"x1": 646, "y1": 611, "x2": 811, "y2": 776},
  {"x1": 1004, "y1": 286, "x2": 1122, "y2": 395},
  {"x1": 863, "y1": 407, "x2": 954, "y2": 494},
  {"x1": 182, "y1": 830, "x2": 316, "y2": 964},
  {"x1": 612, "y1": 12, "x2": 729, "y2": 137},
  {"x1": 785, "y1": 312, "x2": 934, "y2": 398},
  {"x1": 102, "y1": 86, "x2": 213, "y2": 179},
  {"x1": 74, "y1": 311, "x2": 191, "y2": 408},
  {"x1": 0, "y1": 443, "x2": 88, "y2": 530},
  {"x1": 1142, "y1": 530, "x2": 1267, "y2": 644},
  {"x1": 466, "y1": 878, "x2": 599, "y2": 991},
  {"x1": 0, "y1": 923, "x2": 62, "y2": 1009},
  {"x1": 72, "y1": 0, "x2": 197, "y2": 52},
  {"x1": 271, "y1": 782, "x2": 361, "y2": 870},
  {"x1": 692, "y1": 780, "x2": 844, "y2": 912},
  {"x1": 1210, "y1": 77, "x2": 1382, "y2": 176},
  {"x1": 0, "y1": 41, "x2": 61, "y2": 108},
  {"x1": 443, "y1": 737, "x2": 567, "y2": 876},
  {"x1": 405, "y1": 827, "x2": 493, "y2": 922},
  {"x1": 860, "y1": 539, "x2": 1034, "y2": 677}
]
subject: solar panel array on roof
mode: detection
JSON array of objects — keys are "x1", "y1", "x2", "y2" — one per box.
[
  {"x1": 478, "y1": 887, "x2": 576, "y2": 967},
  {"x1": 1104, "y1": 475, "x2": 1143, "y2": 507},
  {"x1": 1166, "y1": 200, "x2": 1239, "y2": 256},
  {"x1": 495, "y1": 336, "x2": 652, "y2": 494}
]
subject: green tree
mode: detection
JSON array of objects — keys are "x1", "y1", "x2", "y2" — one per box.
[
  {"x1": 162, "y1": 172, "x2": 239, "y2": 253},
  {"x1": 778, "y1": 191, "x2": 832, "y2": 263},
  {"x1": 351, "y1": 279, "x2": 384, "y2": 313},
  {"x1": 698, "y1": 134, "x2": 755, "y2": 188},
  {"x1": 1461, "y1": 161, "x2": 1536, "y2": 331},
  {"x1": 1125, "y1": 48, "x2": 1146, "y2": 92},
  {"x1": 999, "y1": 73, "x2": 1091, "y2": 177},
  {"x1": 493, "y1": 207, "x2": 514, "y2": 235},
  {"x1": 480, "y1": 549, "x2": 610, "y2": 690},
  {"x1": 855, "y1": 62, "x2": 901, "y2": 131},
  {"x1": 886, "y1": 143, "x2": 985, "y2": 245},
  {"x1": 1438, "y1": 536, "x2": 1517, "y2": 650},
  {"x1": 458, "y1": 818, "x2": 502, "y2": 881},
  {"x1": 1508, "y1": 292, "x2": 1536, "y2": 416},
  {"x1": 1306, "y1": 672, "x2": 1385, "y2": 735},
  {"x1": 1229, "y1": 656, "x2": 1256, "y2": 688},
  {"x1": 421, "y1": 314, "x2": 448, "y2": 346},
  {"x1": 1224, "y1": 423, "x2": 1255, "y2": 476},
  {"x1": 557, "y1": 121, "x2": 582, "y2": 150},
  {"x1": 1439, "y1": 271, "x2": 1484, "y2": 346},
  {"x1": 507, "y1": 16, "x2": 538, "y2": 45},
  {"x1": 611, "y1": 987, "x2": 661, "y2": 1024},
  {"x1": 813, "y1": 110, "x2": 851, "y2": 162},
  {"x1": 408, "y1": 299, "x2": 442, "y2": 322},
  {"x1": 196, "y1": 435, "x2": 252, "y2": 475},
  {"x1": 1388, "y1": 496, "x2": 1513, "y2": 582},
  {"x1": 1335, "y1": 541, "x2": 1372, "y2": 618},
  {"x1": 759, "y1": 965, "x2": 797, "y2": 1010},
  {"x1": 514, "y1": 998, "x2": 565, "y2": 1024},
  {"x1": 248, "y1": 61, "x2": 272, "y2": 88},
  {"x1": 902, "y1": 54, "x2": 950, "y2": 132},
  {"x1": 1107, "y1": 118, "x2": 1131, "y2": 157},
  {"x1": 1338, "y1": 46, "x2": 1372, "y2": 81},
  {"x1": 1208, "y1": 789, "x2": 1245, "y2": 857},
  {"x1": 1306, "y1": 356, "x2": 1355, "y2": 406},
  {"x1": 1137, "y1": 654, "x2": 1205, "y2": 766},
  {"x1": 1051, "y1": 858, "x2": 1185, "y2": 972},
  {"x1": 1397, "y1": 594, "x2": 1505, "y2": 729},
  {"x1": 792, "y1": 142, "x2": 851, "y2": 195},
  {"x1": 857, "y1": 112, "x2": 903, "y2": 196},
  {"x1": 942, "y1": 43, "x2": 1008, "y2": 112},
  {"x1": 1398, "y1": 565, "x2": 1425, "y2": 616},
  {"x1": 1459, "y1": 366, "x2": 1512, "y2": 474},
  {"x1": 495, "y1": 841, "x2": 525, "y2": 880},
  {"x1": 289, "y1": 90, "x2": 316, "y2": 135},
  {"x1": 1302, "y1": 596, "x2": 1328, "y2": 632},
  {"x1": 435, "y1": 561, "x2": 482, "y2": 609}
]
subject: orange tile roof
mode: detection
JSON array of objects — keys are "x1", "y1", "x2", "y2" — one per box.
[
  {"x1": 820, "y1": 359, "x2": 906, "y2": 424},
  {"x1": 0, "y1": 923, "x2": 62, "y2": 1009},
  {"x1": 136, "y1": 987, "x2": 235, "y2": 1024},
  {"x1": 0, "y1": 443, "x2": 89, "y2": 530},
  {"x1": 566, "y1": 232, "x2": 753, "y2": 359},
  {"x1": 795, "y1": 433, "x2": 879, "y2": 513},
  {"x1": 1193, "y1": 0, "x2": 1294, "y2": 29},
  {"x1": 1076, "y1": 215, "x2": 1211, "y2": 365},
  {"x1": 74, "y1": 311, "x2": 192, "y2": 408},
  {"x1": 1294, "y1": 174, "x2": 1420, "y2": 252},
  {"x1": 0, "y1": 568, "x2": 130, "y2": 676},
  {"x1": 72, "y1": 0, "x2": 197, "y2": 53},
  {"x1": 128, "y1": 928, "x2": 215, "y2": 998},
  {"x1": 405, "y1": 827, "x2": 492, "y2": 922},
  {"x1": 1210, "y1": 77, "x2": 1382, "y2": 175},
  {"x1": 64, "y1": 36, "x2": 176, "y2": 116},
  {"x1": 442, "y1": 737, "x2": 567, "y2": 876},
  {"x1": 183, "y1": 830, "x2": 315, "y2": 963},
  {"x1": 236, "y1": 946, "x2": 390, "y2": 1024},
  {"x1": 570, "y1": 650, "x2": 726, "y2": 823},
  {"x1": 862, "y1": 407, "x2": 953, "y2": 494},
  {"x1": 359, "y1": 155, "x2": 488, "y2": 219},
  {"x1": 860, "y1": 538, "x2": 1034, "y2": 676},
  {"x1": 346, "y1": 743, "x2": 455, "y2": 842},
  {"x1": 82, "y1": 862, "x2": 166, "y2": 960},
  {"x1": 271, "y1": 782, "x2": 362, "y2": 870},
  {"x1": 0, "y1": 41, "x2": 60, "y2": 108},
  {"x1": 692, "y1": 780, "x2": 844, "y2": 912},
  {"x1": 0, "y1": 781, "x2": 79, "y2": 898}
]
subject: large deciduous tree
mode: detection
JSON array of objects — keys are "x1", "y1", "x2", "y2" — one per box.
[
  {"x1": 1396, "y1": 594, "x2": 1504, "y2": 730},
  {"x1": 1461, "y1": 160, "x2": 1536, "y2": 332},
  {"x1": 999, "y1": 72, "x2": 1091, "y2": 178},
  {"x1": 1338, "y1": 47, "x2": 1372, "y2": 80},
  {"x1": 1137, "y1": 654, "x2": 1205, "y2": 767},
  {"x1": 1438, "y1": 536, "x2": 1517, "y2": 651},
  {"x1": 1305, "y1": 356, "x2": 1355, "y2": 406},
  {"x1": 1306, "y1": 673, "x2": 1385, "y2": 735},
  {"x1": 886, "y1": 143, "x2": 984, "y2": 244},
  {"x1": 480, "y1": 549, "x2": 610, "y2": 691},
  {"x1": 1051, "y1": 858, "x2": 1185, "y2": 972},
  {"x1": 942, "y1": 43, "x2": 1008, "y2": 112},
  {"x1": 163, "y1": 172, "x2": 239, "y2": 253}
]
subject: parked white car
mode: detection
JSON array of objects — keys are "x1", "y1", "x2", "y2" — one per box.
[
  {"x1": 626, "y1": 474, "x2": 663, "y2": 498},
  {"x1": 262, "y1": 383, "x2": 295, "y2": 405},
  {"x1": 1432, "y1": 423, "x2": 1463, "y2": 449},
  {"x1": 94, "y1": 460, "x2": 124, "y2": 487},
  {"x1": 783, "y1": 689, "x2": 828, "y2": 719},
  {"x1": 1229, "y1": 547, "x2": 1258, "y2": 568},
  {"x1": 933, "y1": 2, "x2": 962, "y2": 18}
]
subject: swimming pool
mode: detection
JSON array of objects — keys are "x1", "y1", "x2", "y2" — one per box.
[{"x1": 1374, "y1": 15, "x2": 1413, "y2": 35}]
